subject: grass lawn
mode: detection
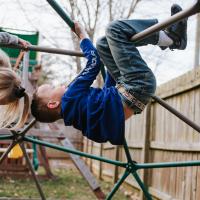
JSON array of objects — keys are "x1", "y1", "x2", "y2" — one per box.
[{"x1": 0, "y1": 168, "x2": 131, "y2": 199}]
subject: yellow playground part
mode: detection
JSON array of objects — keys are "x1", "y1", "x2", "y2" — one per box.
[{"x1": 8, "y1": 144, "x2": 23, "y2": 159}]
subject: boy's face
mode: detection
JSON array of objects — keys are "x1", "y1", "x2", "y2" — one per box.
[
  {"x1": 31, "y1": 84, "x2": 67, "y2": 122},
  {"x1": 37, "y1": 84, "x2": 66, "y2": 102}
]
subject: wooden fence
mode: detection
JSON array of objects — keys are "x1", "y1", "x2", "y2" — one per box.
[{"x1": 83, "y1": 66, "x2": 200, "y2": 200}]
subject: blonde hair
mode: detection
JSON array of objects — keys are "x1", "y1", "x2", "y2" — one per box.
[{"x1": 0, "y1": 68, "x2": 29, "y2": 129}]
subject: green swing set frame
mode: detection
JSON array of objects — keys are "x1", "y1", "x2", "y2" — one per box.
[{"x1": 0, "y1": 0, "x2": 200, "y2": 199}]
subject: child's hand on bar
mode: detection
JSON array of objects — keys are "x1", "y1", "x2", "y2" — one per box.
[{"x1": 74, "y1": 21, "x2": 89, "y2": 40}]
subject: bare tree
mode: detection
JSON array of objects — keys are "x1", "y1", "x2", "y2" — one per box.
[
  {"x1": 109, "y1": 0, "x2": 141, "y2": 21},
  {"x1": 62, "y1": 0, "x2": 141, "y2": 82},
  {"x1": 12, "y1": 0, "x2": 142, "y2": 84},
  {"x1": 0, "y1": 0, "x2": 196, "y2": 85},
  {"x1": 195, "y1": 13, "x2": 200, "y2": 67}
]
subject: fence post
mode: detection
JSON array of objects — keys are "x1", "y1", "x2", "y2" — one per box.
[
  {"x1": 141, "y1": 103, "x2": 152, "y2": 200},
  {"x1": 98, "y1": 143, "x2": 103, "y2": 180},
  {"x1": 90, "y1": 141, "x2": 94, "y2": 171},
  {"x1": 113, "y1": 146, "x2": 120, "y2": 183}
]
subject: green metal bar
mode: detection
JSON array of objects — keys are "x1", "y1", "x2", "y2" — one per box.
[
  {"x1": 20, "y1": 143, "x2": 46, "y2": 200},
  {"x1": 135, "y1": 160, "x2": 200, "y2": 170},
  {"x1": 132, "y1": 171, "x2": 152, "y2": 200},
  {"x1": 1, "y1": 2, "x2": 199, "y2": 200},
  {"x1": 24, "y1": 136, "x2": 126, "y2": 168},
  {"x1": 46, "y1": 0, "x2": 75, "y2": 30},
  {"x1": 106, "y1": 170, "x2": 130, "y2": 200},
  {"x1": 123, "y1": 139, "x2": 133, "y2": 162},
  {"x1": 0, "y1": 141, "x2": 17, "y2": 165},
  {"x1": 0, "y1": 134, "x2": 13, "y2": 140},
  {"x1": 152, "y1": 95, "x2": 200, "y2": 134},
  {"x1": 100, "y1": 62, "x2": 106, "y2": 81},
  {"x1": 20, "y1": 119, "x2": 37, "y2": 136}
]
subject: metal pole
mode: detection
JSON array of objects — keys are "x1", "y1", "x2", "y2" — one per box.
[
  {"x1": 0, "y1": 141, "x2": 17, "y2": 165},
  {"x1": 46, "y1": 0, "x2": 75, "y2": 30},
  {"x1": 24, "y1": 136, "x2": 127, "y2": 168},
  {"x1": 132, "y1": 171, "x2": 153, "y2": 200},
  {"x1": 0, "y1": 119, "x2": 36, "y2": 167},
  {"x1": 100, "y1": 62, "x2": 106, "y2": 81},
  {"x1": 0, "y1": 1, "x2": 199, "y2": 200},
  {"x1": 131, "y1": 1, "x2": 200, "y2": 42},
  {"x1": 20, "y1": 143, "x2": 46, "y2": 200},
  {"x1": 136, "y1": 160, "x2": 200, "y2": 169},
  {"x1": 152, "y1": 95, "x2": 200, "y2": 133},
  {"x1": 106, "y1": 170, "x2": 130, "y2": 200},
  {"x1": 0, "y1": 135, "x2": 13, "y2": 140},
  {"x1": 20, "y1": 119, "x2": 37, "y2": 136},
  {"x1": 0, "y1": 43, "x2": 84, "y2": 57},
  {"x1": 123, "y1": 139, "x2": 133, "y2": 163}
]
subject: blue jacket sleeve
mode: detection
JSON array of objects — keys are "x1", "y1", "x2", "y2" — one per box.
[
  {"x1": 103, "y1": 71, "x2": 116, "y2": 88},
  {"x1": 67, "y1": 38, "x2": 101, "y2": 95}
]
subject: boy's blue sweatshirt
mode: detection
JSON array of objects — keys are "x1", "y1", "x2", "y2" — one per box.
[{"x1": 61, "y1": 39, "x2": 125, "y2": 145}]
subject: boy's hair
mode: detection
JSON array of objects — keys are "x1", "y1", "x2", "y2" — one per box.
[
  {"x1": 0, "y1": 68, "x2": 29, "y2": 128},
  {"x1": 31, "y1": 91, "x2": 58, "y2": 123}
]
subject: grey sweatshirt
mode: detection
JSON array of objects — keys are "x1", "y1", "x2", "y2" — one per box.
[{"x1": 0, "y1": 32, "x2": 18, "y2": 45}]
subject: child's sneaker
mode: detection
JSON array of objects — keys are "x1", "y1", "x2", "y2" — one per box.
[{"x1": 160, "y1": 4, "x2": 188, "y2": 50}]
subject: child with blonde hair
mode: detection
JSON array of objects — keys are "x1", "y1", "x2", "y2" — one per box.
[{"x1": 0, "y1": 32, "x2": 30, "y2": 128}]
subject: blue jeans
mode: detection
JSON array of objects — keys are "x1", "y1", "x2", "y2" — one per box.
[{"x1": 96, "y1": 19, "x2": 158, "y2": 114}]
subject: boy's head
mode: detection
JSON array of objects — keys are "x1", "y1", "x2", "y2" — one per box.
[{"x1": 31, "y1": 84, "x2": 66, "y2": 123}]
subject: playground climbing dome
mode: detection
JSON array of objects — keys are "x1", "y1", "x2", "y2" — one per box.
[{"x1": 0, "y1": 0, "x2": 200, "y2": 199}]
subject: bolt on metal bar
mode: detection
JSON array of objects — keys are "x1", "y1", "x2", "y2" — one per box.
[
  {"x1": 24, "y1": 136, "x2": 127, "y2": 168},
  {"x1": 20, "y1": 143, "x2": 46, "y2": 200},
  {"x1": 152, "y1": 95, "x2": 200, "y2": 133},
  {"x1": 131, "y1": 0, "x2": 200, "y2": 42}
]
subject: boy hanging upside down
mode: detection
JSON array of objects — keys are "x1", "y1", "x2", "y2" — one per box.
[{"x1": 31, "y1": 4, "x2": 187, "y2": 145}]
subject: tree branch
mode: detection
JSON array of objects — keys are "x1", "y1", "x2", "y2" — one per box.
[
  {"x1": 126, "y1": 0, "x2": 141, "y2": 19},
  {"x1": 76, "y1": 6, "x2": 89, "y2": 29},
  {"x1": 94, "y1": 0, "x2": 100, "y2": 29},
  {"x1": 83, "y1": 0, "x2": 92, "y2": 29}
]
